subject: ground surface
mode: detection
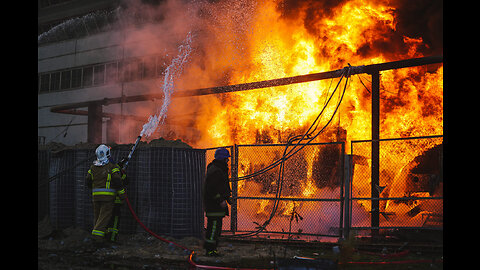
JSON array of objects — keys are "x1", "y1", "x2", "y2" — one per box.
[{"x1": 38, "y1": 217, "x2": 443, "y2": 270}]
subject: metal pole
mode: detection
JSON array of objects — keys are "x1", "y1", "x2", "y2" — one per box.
[
  {"x1": 87, "y1": 102, "x2": 102, "y2": 144},
  {"x1": 339, "y1": 142, "x2": 345, "y2": 239},
  {"x1": 343, "y1": 154, "x2": 351, "y2": 239},
  {"x1": 231, "y1": 145, "x2": 238, "y2": 233},
  {"x1": 50, "y1": 55, "x2": 443, "y2": 114},
  {"x1": 370, "y1": 71, "x2": 380, "y2": 238}
]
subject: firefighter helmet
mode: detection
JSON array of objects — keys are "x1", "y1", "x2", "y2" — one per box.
[
  {"x1": 95, "y1": 144, "x2": 111, "y2": 164},
  {"x1": 214, "y1": 147, "x2": 230, "y2": 160}
]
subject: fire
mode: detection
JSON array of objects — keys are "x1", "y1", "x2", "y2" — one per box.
[
  {"x1": 194, "y1": 0, "x2": 442, "y2": 148},
  {"x1": 172, "y1": 0, "x2": 442, "y2": 232}
]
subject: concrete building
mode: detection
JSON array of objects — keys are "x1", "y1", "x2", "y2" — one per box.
[{"x1": 38, "y1": 0, "x2": 198, "y2": 146}]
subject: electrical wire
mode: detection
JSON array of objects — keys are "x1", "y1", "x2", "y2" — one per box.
[
  {"x1": 46, "y1": 116, "x2": 76, "y2": 143},
  {"x1": 231, "y1": 67, "x2": 350, "y2": 184},
  {"x1": 227, "y1": 66, "x2": 352, "y2": 238}
]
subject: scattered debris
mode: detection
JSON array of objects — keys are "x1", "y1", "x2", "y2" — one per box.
[{"x1": 38, "y1": 222, "x2": 443, "y2": 270}]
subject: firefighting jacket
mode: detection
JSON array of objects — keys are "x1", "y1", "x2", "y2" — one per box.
[
  {"x1": 86, "y1": 162, "x2": 126, "y2": 202},
  {"x1": 203, "y1": 159, "x2": 232, "y2": 217}
]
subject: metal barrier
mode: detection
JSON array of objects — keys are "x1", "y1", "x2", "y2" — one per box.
[
  {"x1": 348, "y1": 135, "x2": 443, "y2": 236},
  {"x1": 207, "y1": 142, "x2": 345, "y2": 240},
  {"x1": 39, "y1": 135, "x2": 443, "y2": 241},
  {"x1": 206, "y1": 135, "x2": 443, "y2": 240}
]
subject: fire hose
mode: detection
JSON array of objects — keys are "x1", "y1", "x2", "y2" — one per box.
[
  {"x1": 121, "y1": 135, "x2": 263, "y2": 269},
  {"x1": 124, "y1": 192, "x2": 273, "y2": 270},
  {"x1": 119, "y1": 101, "x2": 441, "y2": 269},
  {"x1": 120, "y1": 138, "x2": 271, "y2": 269},
  {"x1": 124, "y1": 192, "x2": 442, "y2": 269}
]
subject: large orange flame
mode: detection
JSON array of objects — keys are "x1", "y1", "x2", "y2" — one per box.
[{"x1": 143, "y1": 0, "x2": 442, "y2": 232}]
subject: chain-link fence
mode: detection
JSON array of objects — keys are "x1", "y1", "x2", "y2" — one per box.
[
  {"x1": 206, "y1": 143, "x2": 345, "y2": 240},
  {"x1": 38, "y1": 146, "x2": 205, "y2": 239},
  {"x1": 348, "y1": 135, "x2": 443, "y2": 235},
  {"x1": 39, "y1": 135, "x2": 443, "y2": 241}
]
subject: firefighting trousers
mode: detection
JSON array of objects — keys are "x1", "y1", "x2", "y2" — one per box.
[
  {"x1": 105, "y1": 201, "x2": 122, "y2": 242},
  {"x1": 92, "y1": 200, "x2": 114, "y2": 238},
  {"x1": 204, "y1": 216, "x2": 223, "y2": 252}
]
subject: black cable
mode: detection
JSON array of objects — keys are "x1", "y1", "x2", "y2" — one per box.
[
  {"x1": 228, "y1": 66, "x2": 352, "y2": 238},
  {"x1": 38, "y1": 153, "x2": 96, "y2": 188},
  {"x1": 231, "y1": 70, "x2": 347, "y2": 184},
  {"x1": 46, "y1": 116, "x2": 76, "y2": 143},
  {"x1": 357, "y1": 74, "x2": 370, "y2": 93},
  {"x1": 232, "y1": 67, "x2": 349, "y2": 183}
]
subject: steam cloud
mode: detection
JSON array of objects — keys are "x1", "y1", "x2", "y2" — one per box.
[{"x1": 140, "y1": 31, "x2": 193, "y2": 138}]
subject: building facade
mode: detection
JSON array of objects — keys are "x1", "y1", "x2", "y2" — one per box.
[{"x1": 38, "y1": 0, "x2": 198, "y2": 146}]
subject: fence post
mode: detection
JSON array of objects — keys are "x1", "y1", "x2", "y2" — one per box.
[
  {"x1": 339, "y1": 142, "x2": 345, "y2": 239},
  {"x1": 370, "y1": 70, "x2": 380, "y2": 238},
  {"x1": 230, "y1": 145, "x2": 238, "y2": 233},
  {"x1": 343, "y1": 154, "x2": 351, "y2": 239}
]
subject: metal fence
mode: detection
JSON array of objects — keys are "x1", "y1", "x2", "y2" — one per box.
[
  {"x1": 347, "y1": 135, "x2": 443, "y2": 236},
  {"x1": 39, "y1": 135, "x2": 443, "y2": 241},
  {"x1": 206, "y1": 135, "x2": 443, "y2": 240},
  {"x1": 38, "y1": 146, "x2": 205, "y2": 239},
  {"x1": 206, "y1": 142, "x2": 345, "y2": 241}
]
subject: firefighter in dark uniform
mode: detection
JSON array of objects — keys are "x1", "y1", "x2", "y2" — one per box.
[
  {"x1": 203, "y1": 148, "x2": 232, "y2": 256},
  {"x1": 86, "y1": 144, "x2": 126, "y2": 243}
]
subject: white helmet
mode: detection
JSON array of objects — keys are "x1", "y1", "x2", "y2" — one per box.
[{"x1": 95, "y1": 144, "x2": 111, "y2": 165}]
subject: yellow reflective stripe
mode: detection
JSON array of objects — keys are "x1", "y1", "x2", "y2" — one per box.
[
  {"x1": 209, "y1": 220, "x2": 217, "y2": 241},
  {"x1": 117, "y1": 189, "x2": 125, "y2": 195},
  {"x1": 93, "y1": 191, "x2": 116, "y2": 196},
  {"x1": 121, "y1": 174, "x2": 126, "y2": 180},
  {"x1": 112, "y1": 168, "x2": 120, "y2": 173},
  {"x1": 92, "y1": 230, "x2": 105, "y2": 237},
  {"x1": 92, "y1": 188, "x2": 116, "y2": 196},
  {"x1": 106, "y1": 173, "x2": 111, "y2": 189}
]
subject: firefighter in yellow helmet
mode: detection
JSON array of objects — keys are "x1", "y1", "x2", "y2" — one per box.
[{"x1": 85, "y1": 144, "x2": 126, "y2": 244}]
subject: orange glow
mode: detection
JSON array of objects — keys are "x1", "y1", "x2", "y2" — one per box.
[{"x1": 151, "y1": 0, "x2": 442, "y2": 229}]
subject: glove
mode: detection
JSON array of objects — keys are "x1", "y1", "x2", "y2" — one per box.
[{"x1": 117, "y1": 189, "x2": 126, "y2": 201}]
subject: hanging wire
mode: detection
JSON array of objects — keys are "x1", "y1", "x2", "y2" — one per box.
[{"x1": 228, "y1": 65, "x2": 352, "y2": 238}]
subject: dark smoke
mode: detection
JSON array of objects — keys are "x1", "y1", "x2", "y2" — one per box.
[
  {"x1": 276, "y1": 0, "x2": 345, "y2": 24},
  {"x1": 276, "y1": 0, "x2": 443, "y2": 59},
  {"x1": 394, "y1": 0, "x2": 443, "y2": 56}
]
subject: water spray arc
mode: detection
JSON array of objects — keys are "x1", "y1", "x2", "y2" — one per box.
[{"x1": 121, "y1": 31, "x2": 194, "y2": 168}]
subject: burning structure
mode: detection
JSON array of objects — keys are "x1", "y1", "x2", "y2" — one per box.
[{"x1": 39, "y1": 0, "x2": 443, "y2": 240}]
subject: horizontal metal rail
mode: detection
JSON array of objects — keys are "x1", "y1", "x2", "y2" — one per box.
[
  {"x1": 351, "y1": 196, "x2": 443, "y2": 201},
  {"x1": 228, "y1": 230, "x2": 340, "y2": 238},
  {"x1": 50, "y1": 55, "x2": 443, "y2": 113},
  {"x1": 237, "y1": 196, "x2": 341, "y2": 202},
  {"x1": 237, "y1": 141, "x2": 344, "y2": 147},
  {"x1": 351, "y1": 226, "x2": 443, "y2": 230},
  {"x1": 351, "y1": 134, "x2": 443, "y2": 144}
]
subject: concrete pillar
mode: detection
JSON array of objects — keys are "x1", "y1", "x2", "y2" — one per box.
[
  {"x1": 106, "y1": 115, "x2": 120, "y2": 144},
  {"x1": 88, "y1": 103, "x2": 102, "y2": 144}
]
